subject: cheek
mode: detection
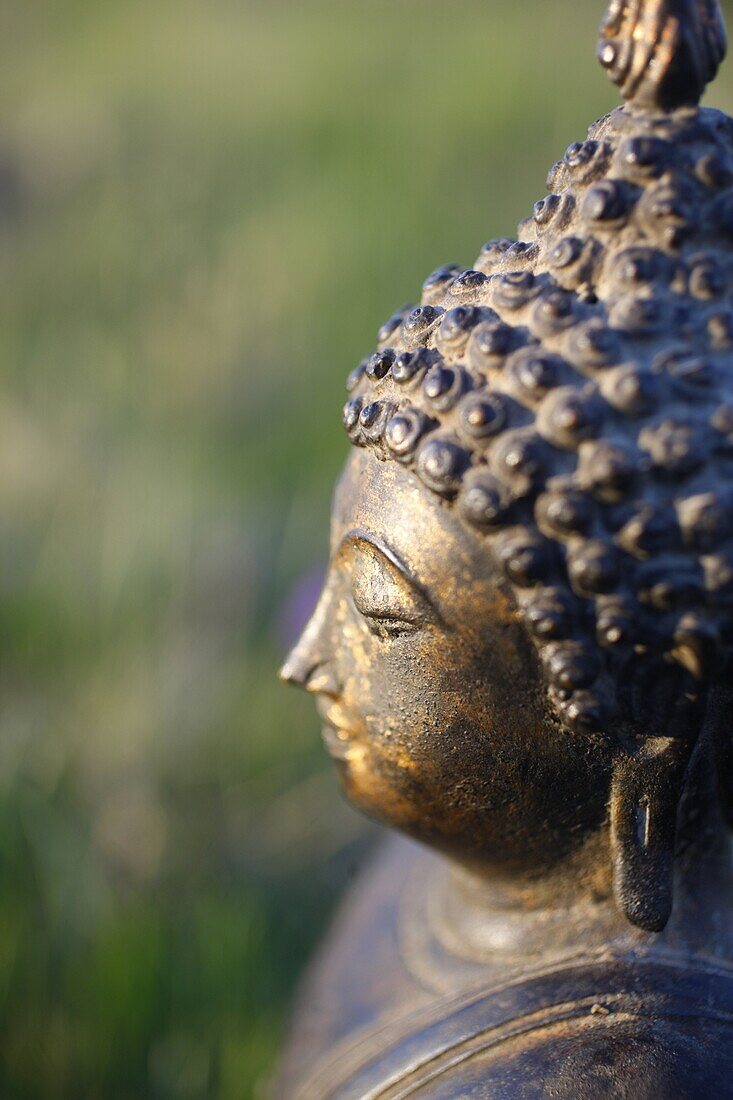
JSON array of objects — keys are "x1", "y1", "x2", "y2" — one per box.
[
  {"x1": 342, "y1": 624, "x2": 493, "y2": 770},
  {"x1": 337, "y1": 631, "x2": 509, "y2": 843}
]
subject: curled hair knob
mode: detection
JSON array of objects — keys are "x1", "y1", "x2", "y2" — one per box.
[{"x1": 598, "y1": 0, "x2": 727, "y2": 111}]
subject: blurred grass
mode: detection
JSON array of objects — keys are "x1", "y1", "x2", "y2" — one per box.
[{"x1": 1, "y1": 1, "x2": 732, "y2": 1097}]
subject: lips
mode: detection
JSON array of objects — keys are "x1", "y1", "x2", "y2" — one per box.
[
  {"x1": 316, "y1": 697, "x2": 359, "y2": 760},
  {"x1": 319, "y1": 725, "x2": 351, "y2": 760}
]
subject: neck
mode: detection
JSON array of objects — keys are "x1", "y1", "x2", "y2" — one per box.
[
  {"x1": 455, "y1": 825, "x2": 615, "y2": 912},
  {"x1": 425, "y1": 756, "x2": 733, "y2": 973},
  {"x1": 400, "y1": 690, "x2": 733, "y2": 987}
]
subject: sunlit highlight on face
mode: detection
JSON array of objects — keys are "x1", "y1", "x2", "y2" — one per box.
[{"x1": 282, "y1": 449, "x2": 612, "y2": 872}]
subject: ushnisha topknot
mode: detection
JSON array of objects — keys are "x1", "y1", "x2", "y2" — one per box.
[{"x1": 343, "y1": 0, "x2": 733, "y2": 739}]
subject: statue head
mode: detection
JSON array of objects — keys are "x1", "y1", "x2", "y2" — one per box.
[{"x1": 282, "y1": 0, "x2": 733, "y2": 932}]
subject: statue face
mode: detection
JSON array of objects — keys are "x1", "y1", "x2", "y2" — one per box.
[{"x1": 282, "y1": 449, "x2": 613, "y2": 874}]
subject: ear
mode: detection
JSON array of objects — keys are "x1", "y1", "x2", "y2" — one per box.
[{"x1": 610, "y1": 737, "x2": 694, "y2": 932}]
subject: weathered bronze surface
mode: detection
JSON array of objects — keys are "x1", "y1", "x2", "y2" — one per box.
[{"x1": 279, "y1": 2, "x2": 733, "y2": 1095}]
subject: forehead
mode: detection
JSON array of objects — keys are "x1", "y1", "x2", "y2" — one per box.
[{"x1": 331, "y1": 449, "x2": 500, "y2": 615}]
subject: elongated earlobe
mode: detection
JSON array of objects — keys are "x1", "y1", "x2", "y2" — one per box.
[{"x1": 610, "y1": 737, "x2": 694, "y2": 932}]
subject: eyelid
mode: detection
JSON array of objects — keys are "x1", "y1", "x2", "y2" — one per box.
[
  {"x1": 347, "y1": 557, "x2": 434, "y2": 627},
  {"x1": 363, "y1": 607, "x2": 419, "y2": 622},
  {"x1": 358, "y1": 608, "x2": 421, "y2": 640},
  {"x1": 351, "y1": 594, "x2": 427, "y2": 626},
  {"x1": 335, "y1": 528, "x2": 442, "y2": 625}
]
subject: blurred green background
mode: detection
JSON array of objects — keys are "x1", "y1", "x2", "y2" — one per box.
[{"x1": 1, "y1": 1, "x2": 733, "y2": 1097}]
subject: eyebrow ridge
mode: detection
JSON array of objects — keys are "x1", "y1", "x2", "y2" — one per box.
[{"x1": 337, "y1": 528, "x2": 442, "y2": 621}]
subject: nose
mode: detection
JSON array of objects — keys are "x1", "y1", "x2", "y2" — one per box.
[{"x1": 279, "y1": 587, "x2": 339, "y2": 695}]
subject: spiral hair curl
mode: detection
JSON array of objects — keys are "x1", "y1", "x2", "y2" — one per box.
[{"x1": 343, "y1": 102, "x2": 733, "y2": 738}]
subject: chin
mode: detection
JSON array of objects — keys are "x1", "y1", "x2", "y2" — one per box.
[{"x1": 336, "y1": 755, "x2": 427, "y2": 836}]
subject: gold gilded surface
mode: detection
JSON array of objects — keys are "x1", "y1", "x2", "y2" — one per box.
[
  {"x1": 278, "y1": 2, "x2": 733, "y2": 1095},
  {"x1": 282, "y1": 448, "x2": 612, "y2": 878}
]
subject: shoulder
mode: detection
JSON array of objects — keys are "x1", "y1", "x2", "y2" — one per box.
[
  {"x1": 496, "y1": 1011, "x2": 733, "y2": 1099},
  {"x1": 283, "y1": 952, "x2": 733, "y2": 1098},
  {"x1": 275, "y1": 837, "x2": 733, "y2": 1098},
  {"x1": 451, "y1": 989, "x2": 733, "y2": 1100}
]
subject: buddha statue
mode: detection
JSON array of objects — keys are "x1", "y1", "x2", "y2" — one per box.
[{"x1": 278, "y1": 2, "x2": 733, "y2": 1095}]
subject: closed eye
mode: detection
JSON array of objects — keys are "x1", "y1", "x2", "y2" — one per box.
[
  {"x1": 336, "y1": 529, "x2": 439, "y2": 638},
  {"x1": 357, "y1": 609, "x2": 421, "y2": 639}
]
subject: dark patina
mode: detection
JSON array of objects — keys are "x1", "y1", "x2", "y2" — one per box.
[{"x1": 279, "y1": 2, "x2": 733, "y2": 1095}]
